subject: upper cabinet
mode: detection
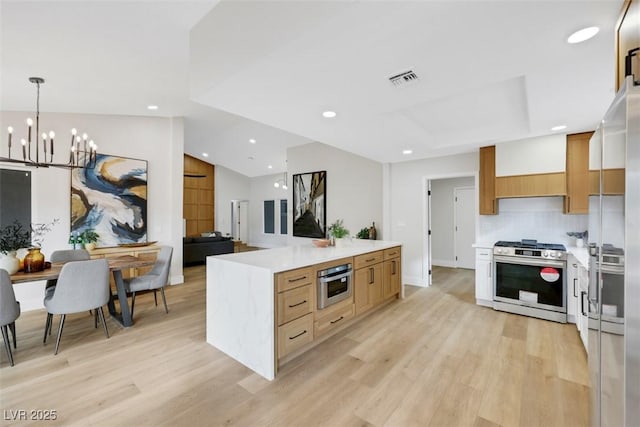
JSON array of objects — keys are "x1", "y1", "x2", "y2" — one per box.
[
  {"x1": 479, "y1": 146, "x2": 497, "y2": 215},
  {"x1": 494, "y1": 134, "x2": 567, "y2": 198},
  {"x1": 564, "y1": 132, "x2": 592, "y2": 214},
  {"x1": 616, "y1": 0, "x2": 640, "y2": 90}
]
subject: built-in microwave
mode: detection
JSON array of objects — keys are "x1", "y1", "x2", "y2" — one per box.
[{"x1": 317, "y1": 263, "x2": 352, "y2": 309}]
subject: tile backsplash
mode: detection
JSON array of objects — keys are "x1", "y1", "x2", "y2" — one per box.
[{"x1": 478, "y1": 197, "x2": 589, "y2": 246}]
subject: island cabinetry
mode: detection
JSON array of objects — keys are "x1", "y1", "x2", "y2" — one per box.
[
  {"x1": 354, "y1": 251, "x2": 384, "y2": 315},
  {"x1": 383, "y1": 247, "x2": 402, "y2": 299},
  {"x1": 275, "y1": 265, "x2": 315, "y2": 358}
]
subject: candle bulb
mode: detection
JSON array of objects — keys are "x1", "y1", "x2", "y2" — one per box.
[{"x1": 21, "y1": 139, "x2": 26, "y2": 160}]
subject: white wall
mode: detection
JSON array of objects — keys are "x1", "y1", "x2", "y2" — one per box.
[
  {"x1": 1, "y1": 111, "x2": 184, "y2": 311},
  {"x1": 287, "y1": 142, "x2": 383, "y2": 245},
  {"x1": 248, "y1": 173, "x2": 289, "y2": 248},
  {"x1": 388, "y1": 152, "x2": 478, "y2": 286},
  {"x1": 479, "y1": 197, "x2": 588, "y2": 247},
  {"x1": 431, "y1": 176, "x2": 475, "y2": 266},
  {"x1": 214, "y1": 164, "x2": 251, "y2": 237}
]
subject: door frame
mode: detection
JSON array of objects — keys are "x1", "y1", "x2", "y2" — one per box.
[{"x1": 423, "y1": 172, "x2": 477, "y2": 286}]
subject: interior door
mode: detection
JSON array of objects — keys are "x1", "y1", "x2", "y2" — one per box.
[
  {"x1": 454, "y1": 186, "x2": 475, "y2": 269},
  {"x1": 426, "y1": 181, "x2": 432, "y2": 286}
]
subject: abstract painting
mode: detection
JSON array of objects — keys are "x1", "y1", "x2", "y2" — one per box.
[
  {"x1": 293, "y1": 170, "x2": 326, "y2": 238},
  {"x1": 71, "y1": 154, "x2": 147, "y2": 246}
]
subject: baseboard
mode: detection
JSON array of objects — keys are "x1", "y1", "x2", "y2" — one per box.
[
  {"x1": 170, "y1": 274, "x2": 184, "y2": 285},
  {"x1": 476, "y1": 298, "x2": 493, "y2": 308},
  {"x1": 432, "y1": 259, "x2": 456, "y2": 268}
]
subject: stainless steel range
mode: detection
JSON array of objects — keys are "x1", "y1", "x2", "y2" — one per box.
[{"x1": 493, "y1": 239, "x2": 567, "y2": 323}]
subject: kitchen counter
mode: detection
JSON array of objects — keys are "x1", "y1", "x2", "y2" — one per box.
[{"x1": 206, "y1": 240, "x2": 402, "y2": 380}]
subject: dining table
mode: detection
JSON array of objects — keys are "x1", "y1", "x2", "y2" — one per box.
[{"x1": 9, "y1": 255, "x2": 155, "y2": 327}]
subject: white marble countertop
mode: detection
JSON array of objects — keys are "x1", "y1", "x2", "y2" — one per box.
[
  {"x1": 567, "y1": 246, "x2": 590, "y2": 269},
  {"x1": 210, "y1": 239, "x2": 402, "y2": 273},
  {"x1": 472, "y1": 242, "x2": 495, "y2": 249}
]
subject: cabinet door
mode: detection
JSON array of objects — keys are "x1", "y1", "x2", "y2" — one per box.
[
  {"x1": 564, "y1": 132, "x2": 591, "y2": 214},
  {"x1": 355, "y1": 263, "x2": 383, "y2": 315},
  {"x1": 474, "y1": 249, "x2": 493, "y2": 301},
  {"x1": 383, "y1": 257, "x2": 401, "y2": 299},
  {"x1": 479, "y1": 146, "x2": 497, "y2": 215}
]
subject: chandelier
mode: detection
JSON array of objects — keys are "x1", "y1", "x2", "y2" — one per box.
[{"x1": 1, "y1": 77, "x2": 97, "y2": 169}]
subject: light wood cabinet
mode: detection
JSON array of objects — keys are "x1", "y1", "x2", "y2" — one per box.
[
  {"x1": 616, "y1": 0, "x2": 640, "y2": 90},
  {"x1": 314, "y1": 297, "x2": 353, "y2": 338},
  {"x1": 383, "y1": 247, "x2": 401, "y2": 299},
  {"x1": 354, "y1": 261, "x2": 383, "y2": 315},
  {"x1": 275, "y1": 266, "x2": 316, "y2": 359},
  {"x1": 495, "y1": 172, "x2": 566, "y2": 198},
  {"x1": 277, "y1": 313, "x2": 313, "y2": 357},
  {"x1": 479, "y1": 146, "x2": 497, "y2": 215},
  {"x1": 564, "y1": 132, "x2": 592, "y2": 214}
]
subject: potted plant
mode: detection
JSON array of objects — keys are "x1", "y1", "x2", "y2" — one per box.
[
  {"x1": 80, "y1": 229, "x2": 100, "y2": 250},
  {"x1": 328, "y1": 219, "x2": 349, "y2": 247},
  {"x1": 0, "y1": 221, "x2": 31, "y2": 274},
  {"x1": 356, "y1": 227, "x2": 370, "y2": 239},
  {"x1": 23, "y1": 218, "x2": 59, "y2": 273}
]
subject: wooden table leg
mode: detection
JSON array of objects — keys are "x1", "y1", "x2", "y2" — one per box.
[{"x1": 109, "y1": 269, "x2": 133, "y2": 327}]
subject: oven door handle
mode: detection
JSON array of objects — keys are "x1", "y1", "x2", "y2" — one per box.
[
  {"x1": 493, "y1": 255, "x2": 565, "y2": 268},
  {"x1": 318, "y1": 271, "x2": 352, "y2": 283}
]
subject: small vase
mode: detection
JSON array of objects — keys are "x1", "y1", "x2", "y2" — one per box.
[
  {"x1": 23, "y1": 247, "x2": 45, "y2": 273},
  {"x1": 0, "y1": 251, "x2": 20, "y2": 275}
]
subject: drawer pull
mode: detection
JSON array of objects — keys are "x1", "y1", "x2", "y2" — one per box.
[
  {"x1": 289, "y1": 330, "x2": 307, "y2": 340},
  {"x1": 288, "y1": 300, "x2": 307, "y2": 308},
  {"x1": 392, "y1": 260, "x2": 397, "y2": 275},
  {"x1": 330, "y1": 316, "x2": 344, "y2": 324},
  {"x1": 369, "y1": 267, "x2": 375, "y2": 284},
  {"x1": 288, "y1": 276, "x2": 307, "y2": 283},
  {"x1": 365, "y1": 258, "x2": 376, "y2": 262}
]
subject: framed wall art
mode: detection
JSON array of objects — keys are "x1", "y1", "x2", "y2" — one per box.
[
  {"x1": 292, "y1": 170, "x2": 326, "y2": 238},
  {"x1": 71, "y1": 154, "x2": 148, "y2": 246}
]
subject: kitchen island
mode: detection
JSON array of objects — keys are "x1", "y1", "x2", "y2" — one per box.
[{"x1": 206, "y1": 239, "x2": 402, "y2": 380}]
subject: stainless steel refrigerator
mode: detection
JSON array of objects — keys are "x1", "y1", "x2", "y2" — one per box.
[{"x1": 588, "y1": 75, "x2": 640, "y2": 427}]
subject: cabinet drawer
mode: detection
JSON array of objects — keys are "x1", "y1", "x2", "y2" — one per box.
[
  {"x1": 383, "y1": 246, "x2": 401, "y2": 260},
  {"x1": 276, "y1": 267, "x2": 314, "y2": 293},
  {"x1": 277, "y1": 284, "x2": 314, "y2": 326},
  {"x1": 278, "y1": 313, "x2": 314, "y2": 358},
  {"x1": 314, "y1": 299, "x2": 354, "y2": 338},
  {"x1": 354, "y1": 251, "x2": 383, "y2": 269},
  {"x1": 476, "y1": 249, "x2": 492, "y2": 261}
]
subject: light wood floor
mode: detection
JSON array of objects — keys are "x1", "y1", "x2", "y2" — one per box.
[{"x1": 0, "y1": 265, "x2": 589, "y2": 426}]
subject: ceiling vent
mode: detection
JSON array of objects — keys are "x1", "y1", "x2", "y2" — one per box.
[{"x1": 388, "y1": 69, "x2": 419, "y2": 88}]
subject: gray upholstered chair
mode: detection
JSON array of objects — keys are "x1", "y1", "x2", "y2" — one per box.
[
  {"x1": 43, "y1": 259, "x2": 110, "y2": 355},
  {"x1": 124, "y1": 246, "x2": 173, "y2": 319},
  {"x1": 1, "y1": 269, "x2": 21, "y2": 366},
  {"x1": 45, "y1": 249, "x2": 91, "y2": 290}
]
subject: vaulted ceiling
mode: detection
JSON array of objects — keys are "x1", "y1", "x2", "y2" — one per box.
[{"x1": 1, "y1": 1, "x2": 624, "y2": 177}]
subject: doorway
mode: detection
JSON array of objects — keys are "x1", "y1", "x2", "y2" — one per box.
[{"x1": 426, "y1": 175, "x2": 476, "y2": 284}]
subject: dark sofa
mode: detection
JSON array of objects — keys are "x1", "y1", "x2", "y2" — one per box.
[{"x1": 183, "y1": 235, "x2": 234, "y2": 266}]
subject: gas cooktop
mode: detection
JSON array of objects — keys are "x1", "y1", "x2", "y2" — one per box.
[
  {"x1": 494, "y1": 240, "x2": 567, "y2": 261},
  {"x1": 495, "y1": 240, "x2": 566, "y2": 251}
]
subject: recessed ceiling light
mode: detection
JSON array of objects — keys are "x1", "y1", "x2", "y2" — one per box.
[
  {"x1": 147, "y1": 105, "x2": 158, "y2": 110},
  {"x1": 402, "y1": 149, "x2": 413, "y2": 155},
  {"x1": 202, "y1": 152, "x2": 209, "y2": 157},
  {"x1": 567, "y1": 26, "x2": 599, "y2": 44},
  {"x1": 249, "y1": 138, "x2": 256, "y2": 144},
  {"x1": 551, "y1": 125, "x2": 567, "y2": 131},
  {"x1": 322, "y1": 111, "x2": 337, "y2": 118},
  {"x1": 268, "y1": 165, "x2": 273, "y2": 169},
  {"x1": 248, "y1": 156, "x2": 254, "y2": 160}
]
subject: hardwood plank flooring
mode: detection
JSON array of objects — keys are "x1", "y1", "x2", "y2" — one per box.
[{"x1": 0, "y1": 265, "x2": 589, "y2": 426}]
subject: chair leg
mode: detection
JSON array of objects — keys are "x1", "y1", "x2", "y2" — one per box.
[
  {"x1": 1, "y1": 325, "x2": 14, "y2": 366},
  {"x1": 97, "y1": 307, "x2": 110, "y2": 339},
  {"x1": 154, "y1": 289, "x2": 158, "y2": 306},
  {"x1": 130, "y1": 292, "x2": 136, "y2": 320},
  {"x1": 43, "y1": 313, "x2": 53, "y2": 344},
  {"x1": 53, "y1": 314, "x2": 66, "y2": 355},
  {"x1": 161, "y1": 287, "x2": 169, "y2": 314},
  {"x1": 94, "y1": 310, "x2": 99, "y2": 329},
  {"x1": 9, "y1": 322, "x2": 17, "y2": 349}
]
